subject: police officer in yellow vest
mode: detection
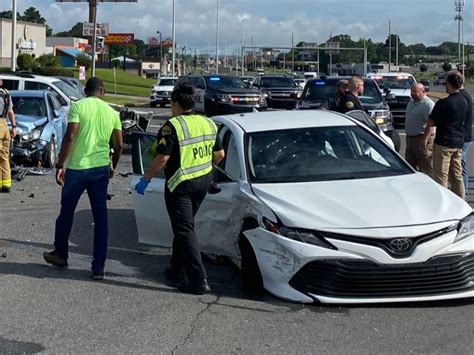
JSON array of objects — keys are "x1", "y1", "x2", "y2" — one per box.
[
  {"x1": 135, "y1": 81, "x2": 225, "y2": 295},
  {"x1": 0, "y1": 79, "x2": 17, "y2": 193}
]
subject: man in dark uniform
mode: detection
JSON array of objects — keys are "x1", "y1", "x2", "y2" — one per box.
[
  {"x1": 135, "y1": 81, "x2": 225, "y2": 295},
  {"x1": 337, "y1": 75, "x2": 364, "y2": 113},
  {"x1": 321, "y1": 79, "x2": 348, "y2": 111}
]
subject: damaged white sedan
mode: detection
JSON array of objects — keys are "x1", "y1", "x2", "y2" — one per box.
[{"x1": 131, "y1": 110, "x2": 474, "y2": 304}]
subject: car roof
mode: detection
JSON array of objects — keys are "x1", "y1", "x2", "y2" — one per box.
[
  {"x1": 215, "y1": 110, "x2": 356, "y2": 133},
  {"x1": 0, "y1": 73, "x2": 59, "y2": 83},
  {"x1": 10, "y1": 90, "x2": 48, "y2": 97},
  {"x1": 367, "y1": 72, "x2": 414, "y2": 77}
]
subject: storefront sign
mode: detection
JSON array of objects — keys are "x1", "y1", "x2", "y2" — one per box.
[
  {"x1": 104, "y1": 33, "x2": 134, "y2": 45},
  {"x1": 83, "y1": 22, "x2": 109, "y2": 36}
]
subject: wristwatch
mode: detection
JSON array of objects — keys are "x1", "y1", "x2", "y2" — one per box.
[{"x1": 55, "y1": 163, "x2": 63, "y2": 169}]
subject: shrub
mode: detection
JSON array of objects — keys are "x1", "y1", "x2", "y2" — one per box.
[
  {"x1": 34, "y1": 67, "x2": 74, "y2": 77},
  {"x1": 419, "y1": 64, "x2": 428, "y2": 72},
  {"x1": 76, "y1": 53, "x2": 91, "y2": 70},
  {"x1": 17, "y1": 53, "x2": 36, "y2": 71},
  {"x1": 442, "y1": 62, "x2": 452, "y2": 72},
  {"x1": 36, "y1": 54, "x2": 60, "y2": 68}
]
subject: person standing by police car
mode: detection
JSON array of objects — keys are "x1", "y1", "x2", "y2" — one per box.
[
  {"x1": 135, "y1": 81, "x2": 225, "y2": 295},
  {"x1": 0, "y1": 79, "x2": 16, "y2": 193},
  {"x1": 321, "y1": 79, "x2": 348, "y2": 111},
  {"x1": 337, "y1": 75, "x2": 364, "y2": 113}
]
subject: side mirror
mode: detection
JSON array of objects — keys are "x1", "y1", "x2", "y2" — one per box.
[
  {"x1": 386, "y1": 93, "x2": 396, "y2": 100},
  {"x1": 383, "y1": 87, "x2": 391, "y2": 95}
]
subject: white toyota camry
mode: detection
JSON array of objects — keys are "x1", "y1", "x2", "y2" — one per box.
[{"x1": 131, "y1": 110, "x2": 474, "y2": 304}]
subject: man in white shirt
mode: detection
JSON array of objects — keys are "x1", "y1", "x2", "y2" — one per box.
[{"x1": 405, "y1": 83, "x2": 435, "y2": 175}]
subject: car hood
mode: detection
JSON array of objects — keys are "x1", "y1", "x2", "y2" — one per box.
[
  {"x1": 263, "y1": 87, "x2": 299, "y2": 92},
  {"x1": 389, "y1": 88, "x2": 411, "y2": 96},
  {"x1": 251, "y1": 173, "x2": 471, "y2": 230},
  {"x1": 153, "y1": 85, "x2": 174, "y2": 91},
  {"x1": 209, "y1": 88, "x2": 261, "y2": 95},
  {"x1": 15, "y1": 115, "x2": 47, "y2": 134}
]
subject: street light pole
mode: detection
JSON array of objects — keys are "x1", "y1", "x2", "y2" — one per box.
[
  {"x1": 10, "y1": 0, "x2": 17, "y2": 71},
  {"x1": 91, "y1": 0, "x2": 98, "y2": 77},
  {"x1": 157, "y1": 31, "x2": 163, "y2": 77},
  {"x1": 215, "y1": 0, "x2": 219, "y2": 74},
  {"x1": 241, "y1": 19, "x2": 245, "y2": 76},
  {"x1": 172, "y1": 0, "x2": 176, "y2": 76}
]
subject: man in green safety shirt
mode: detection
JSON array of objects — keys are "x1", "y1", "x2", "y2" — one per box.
[{"x1": 135, "y1": 81, "x2": 225, "y2": 295}]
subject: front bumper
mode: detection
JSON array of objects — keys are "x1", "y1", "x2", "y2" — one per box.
[
  {"x1": 243, "y1": 226, "x2": 474, "y2": 304},
  {"x1": 150, "y1": 95, "x2": 171, "y2": 104},
  {"x1": 11, "y1": 139, "x2": 48, "y2": 166},
  {"x1": 266, "y1": 97, "x2": 298, "y2": 109},
  {"x1": 214, "y1": 102, "x2": 268, "y2": 115}
]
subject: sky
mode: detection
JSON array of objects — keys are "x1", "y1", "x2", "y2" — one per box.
[{"x1": 1, "y1": 0, "x2": 473, "y2": 54}]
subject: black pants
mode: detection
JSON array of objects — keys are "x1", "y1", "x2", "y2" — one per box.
[{"x1": 164, "y1": 174, "x2": 211, "y2": 284}]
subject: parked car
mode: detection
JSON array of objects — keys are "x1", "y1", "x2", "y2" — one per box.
[
  {"x1": 419, "y1": 79, "x2": 430, "y2": 92},
  {"x1": 294, "y1": 78, "x2": 307, "y2": 89},
  {"x1": 149, "y1": 77, "x2": 178, "y2": 107},
  {"x1": 367, "y1": 72, "x2": 416, "y2": 126},
  {"x1": 55, "y1": 76, "x2": 85, "y2": 98},
  {"x1": 252, "y1": 75, "x2": 303, "y2": 109},
  {"x1": 434, "y1": 73, "x2": 446, "y2": 86},
  {"x1": 130, "y1": 110, "x2": 474, "y2": 304},
  {"x1": 0, "y1": 72, "x2": 81, "y2": 113},
  {"x1": 186, "y1": 74, "x2": 267, "y2": 116},
  {"x1": 9, "y1": 90, "x2": 67, "y2": 168},
  {"x1": 297, "y1": 76, "x2": 400, "y2": 152}
]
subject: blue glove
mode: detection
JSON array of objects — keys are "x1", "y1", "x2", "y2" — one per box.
[{"x1": 135, "y1": 177, "x2": 150, "y2": 195}]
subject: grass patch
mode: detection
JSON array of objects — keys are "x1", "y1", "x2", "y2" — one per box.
[
  {"x1": 103, "y1": 82, "x2": 151, "y2": 97},
  {"x1": 102, "y1": 95, "x2": 146, "y2": 106}
]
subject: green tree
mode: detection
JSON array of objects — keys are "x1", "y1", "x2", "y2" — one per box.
[
  {"x1": 0, "y1": 10, "x2": 21, "y2": 19},
  {"x1": 76, "y1": 53, "x2": 91, "y2": 70},
  {"x1": 442, "y1": 62, "x2": 452, "y2": 72},
  {"x1": 17, "y1": 53, "x2": 36, "y2": 71},
  {"x1": 54, "y1": 22, "x2": 84, "y2": 38},
  {"x1": 36, "y1": 54, "x2": 60, "y2": 68},
  {"x1": 407, "y1": 43, "x2": 426, "y2": 55},
  {"x1": 419, "y1": 64, "x2": 428, "y2": 72}
]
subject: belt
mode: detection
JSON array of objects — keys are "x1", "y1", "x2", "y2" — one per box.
[{"x1": 407, "y1": 133, "x2": 435, "y2": 138}]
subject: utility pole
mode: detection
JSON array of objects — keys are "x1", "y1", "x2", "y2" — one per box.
[
  {"x1": 215, "y1": 0, "x2": 219, "y2": 74},
  {"x1": 10, "y1": 0, "x2": 17, "y2": 71},
  {"x1": 91, "y1": 0, "x2": 98, "y2": 77},
  {"x1": 388, "y1": 19, "x2": 391, "y2": 72},
  {"x1": 454, "y1": 0, "x2": 464, "y2": 65},
  {"x1": 172, "y1": 0, "x2": 176, "y2": 76},
  {"x1": 241, "y1": 19, "x2": 245, "y2": 76},
  {"x1": 157, "y1": 31, "x2": 163, "y2": 77},
  {"x1": 395, "y1": 29, "x2": 399, "y2": 70},
  {"x1": 291, "y1": 32, "x2": 294, "y2": 72}
]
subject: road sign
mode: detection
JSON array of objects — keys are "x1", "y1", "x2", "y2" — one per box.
[
  {"x1": 83, "y1": 22, "x2": 109, "y2": 36},
  {"x1": 79, "y1": 66, "x2": 86, "y2": 80},
  {"x1": 105, "y1": 33, "x2": 135, "y2": 45},
  {"x1": 325, "y1": 42, "x2": 340, "y2": 55}
]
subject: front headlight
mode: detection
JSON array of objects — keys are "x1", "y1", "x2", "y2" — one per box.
[
  {"x1": 263, "y1": 218, "x2": 337, "y2": 249},
  {"x1": 151, "y1": 89, "x2": 156, "y2": 94},
  {"x1": 215, "y1": 94, "x2": 232, "y2": 103},
  {"x1": 21, "y1": 129, "x2": 41, "y2": 141},
  {"x1": 455, "y1": 213, "x2": 474, "y2": 243},
  {"x1": 260, "y1": 95, "x2": 267, "y2": 104},
  {"x1": 296, "y1": 91, "x2": 303, "y2": 98},
  {"x1": 368, "y1": 109, "x2": 391, "y2": 125}
]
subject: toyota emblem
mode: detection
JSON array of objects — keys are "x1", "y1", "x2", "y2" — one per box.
[{"x1": 388, "y1": 238, "x2": 411, "y2": 253}]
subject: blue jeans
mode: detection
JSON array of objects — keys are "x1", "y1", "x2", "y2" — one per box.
[
  {"x1": 54, "y1": 166, "x2": 110, "y2": 272},
  {"x1": 461, "y1": 142, "x2": 471, "y2": 194}
]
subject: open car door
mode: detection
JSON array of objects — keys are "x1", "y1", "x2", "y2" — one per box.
[{"x1": 130, "y1": 132, "x2": 174, "y2": 247}]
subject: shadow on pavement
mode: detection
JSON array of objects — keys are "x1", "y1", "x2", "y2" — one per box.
[{"x1": 0, "y1": 336, "x2": 45, "y2": 353}]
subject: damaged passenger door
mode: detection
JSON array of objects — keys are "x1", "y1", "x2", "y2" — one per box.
[
  {"x1": 195, "y1": 127, "x2": 241, "y2": 258},
  {"x1": 130, "y1": 131, "x2": 173, "y2": 247}
]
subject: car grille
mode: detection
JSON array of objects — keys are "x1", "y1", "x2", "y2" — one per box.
[
  {"x1": 269, "y1": 91, "x2": 298, "y2": 99},
  {"x1": 156, "y1": 91, "x2": 170, "y2": 96},
  {"x1": 230, "y1": 95, "x2": 262, "y2": 106},
  {"x1": 289, "y1": 253, "x2": 474, "y2": 298}
]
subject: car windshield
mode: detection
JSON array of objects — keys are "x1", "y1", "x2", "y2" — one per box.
[
  {"x1": 246, "y1": 126, "x2": 411, "y2": 183},
  {"x1": 205, "y1": 76, "x2": 247, "y2": 90},
  {"x1": 303, "y1": 79, "x2": 382, "y2": 104},
  {"x1": 372, "y1": 76, "x2": 415, "y2": 90},
  {"x1": 52, "y1": 80, "x2": 83, "y2": 100},
  {"x1": 261, "y1": 77, "x2": 296, "y2": 88},
  {"x1": 12, "y1": 96, "x2": 47, "y2": 117},
  {"x1": 159, "y1": 79, "x2": 177, "y2": 86}
]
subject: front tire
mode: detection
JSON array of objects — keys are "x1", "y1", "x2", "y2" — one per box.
[
  {"x1": 160, "y1": 103, "x2": 166, "y2": 108},
  {"x1": 43, "y1": 136, "x2": 56, "y2": 168},
  {"x1": 150, "y1": 102, "x2": 157, "y2": 108},
  {"x1": 239, "y1": 236, "x2": 263, "y2": 293}
]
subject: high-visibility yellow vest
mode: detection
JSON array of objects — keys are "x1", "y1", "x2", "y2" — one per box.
[{"x1": 167, "y1": 114, "x2": 217, "y2": 192}]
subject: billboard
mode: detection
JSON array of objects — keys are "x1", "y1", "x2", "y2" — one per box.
[
  {"x1": 325, "y1": 42, "x2": 340, "y2": 55},
  {"x1": 104, "y1": 33, "x2": 135, "y2": 45},
  {"x1": 83, "y1": 22, "x2": 109, "y2": 36}
]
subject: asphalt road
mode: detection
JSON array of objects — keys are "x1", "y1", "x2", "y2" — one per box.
[{"x1": 0, "y1": 105, "x2": 473, "y2": 353}]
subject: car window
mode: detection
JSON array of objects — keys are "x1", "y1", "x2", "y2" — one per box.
[
  {"x1": 53, "y1": 80, "x2": 82, "y2": 100},
  {"x1": 11, "y1": 96, "x2": 47, "y2": 117},
  {"x1": 261, "y1": 77, "x2": 296, "y2": 88},
  {"x1": 346, "y1": 110, "x2": 379, "y2": 133},
  {"x1": 47, "y1": 93, "x2": 62, "y2": 113},
  {"x1": 223, "y1": 133, "x2": 241, "y2": 180},
  {"x1": 131, "y1": 132, "x2": 165, "y2": 178},
  {"x1": 246, "y1": 126, "x2": 411, "y2": 183},
  {"x1": 205, "y1": 76, "x2": 246, "y2": 90},
  {"x1": 159, "y1": 79, "x2": 177, "y2": 86},
  {"x1": 24, "y1": 81, "x2": 50, "y2": 90},
  {"x1": 371, "y1": 76, "x2": 415, "y2": 90},
  {"x1": 0, "y1": 79, "x2": 19, "y2": 90},
  {"x1": 303, "y1": 80, "x2": 336, "y2": 101}
]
